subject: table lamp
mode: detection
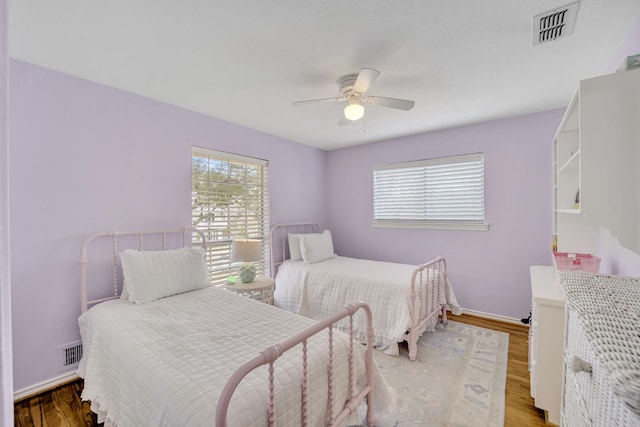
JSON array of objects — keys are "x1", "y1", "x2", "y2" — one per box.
[{"x1": 231, "y1": 239, "x2": 262, "y2": 283}]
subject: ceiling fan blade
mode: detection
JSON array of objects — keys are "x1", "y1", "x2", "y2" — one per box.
[
  {"x1": 364, "y1": 96, "x2": 415, "y2": 111},
  {"x1": 353, "y1": 68, "x2": 380, "y2": 95},
  {"x1": 291, "y1": 97, "x2": 345, "y2": 107}
]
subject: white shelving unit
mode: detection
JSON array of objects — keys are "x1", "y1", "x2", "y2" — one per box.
[
  {"x1": 552, "y1": 68, "x2": 640, "y2": 255},
  {"x1": 533, "y1": 68, "x2": 640, "y2": 425},
  {"x1": 553, "y1": 87, "x2": 594, "y2": 254}
]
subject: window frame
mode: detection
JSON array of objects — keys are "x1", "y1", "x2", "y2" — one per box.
[
  {"x1": 371, "y1": 153, "x2": 489, "y2": 231},
  {"x1": 191, "y1": 147, "x2": 270, "y2": 286}
]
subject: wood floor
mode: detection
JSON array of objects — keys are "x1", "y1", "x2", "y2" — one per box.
[
  {"x1": 14, "y1": 379, "x2": 97, "y2": 427},
  {"x1": 451, "y1": 313, "x2": 547, "y2": 426},
  {"x1": 13, "y1": 313, "x2": 547, "y2": 426}
]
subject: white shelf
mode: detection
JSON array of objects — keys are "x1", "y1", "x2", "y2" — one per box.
[
  {"x1": 553, "y1": 91, "x2": 580, "y2": 138},
  {"x1": 557, "y1": 150, "x2": 580, "y2": 174},
  {"x1": 553, "y1": 69, "x2": 640, "y2": 255},
  {"x1": 556, "y1": 208, "x2": 581, "y2": 214},
  {"x1": 552, "y1": 83, "x2": 593, "y2": 254}
]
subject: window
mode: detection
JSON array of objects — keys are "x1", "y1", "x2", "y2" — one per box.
[
  {"x1": 372, "y1": 153, "x2": 488, "y2": 230},
  {"x1": 191, "y1": 147, "x2": 269, "y2": 285}
]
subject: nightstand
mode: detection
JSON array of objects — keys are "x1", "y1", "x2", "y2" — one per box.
[{"x1": 222, "y1": 277, "x2": 275, "y2": 305}]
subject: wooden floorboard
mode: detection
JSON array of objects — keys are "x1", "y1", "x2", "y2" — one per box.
[
  {"x1": 13, "y1": 313, "x2": 548, "y2": 426},
  {"x1": 14, "y1": 380, "x2": 97, "y2": 427}
]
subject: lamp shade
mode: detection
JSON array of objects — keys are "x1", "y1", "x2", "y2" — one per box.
[
  {"x1": 344, "y1": 99, "x2": 365, "y2": 121},
  {"x1": 231, "y1": 239, "x2": 262, "y2": 263}
]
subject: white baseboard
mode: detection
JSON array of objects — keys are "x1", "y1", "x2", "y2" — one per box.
[
  {"x1": 455, "y1": 308, "x2": 523, "y2": 325},
  {"x1": 14, "y1": 371, "x2": 79, "y2": 401}
]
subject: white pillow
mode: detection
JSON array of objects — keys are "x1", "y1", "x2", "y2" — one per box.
[
  {"x1": 120, "y1": 281, "x2": 130, "y2": 300},
  {"x1": 299, "y1": 230, "x2": 335, "y2": 264},
  {"x1": 120, "y1": 247, "x2": 210, "y2": 304},
  {"x1": 288, "y1": 233, "x2": 304, "y2": 261}
]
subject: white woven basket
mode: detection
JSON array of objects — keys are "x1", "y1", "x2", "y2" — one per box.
[{"x1": 558, "y1": 271, "x2": 640, "y2": 425}]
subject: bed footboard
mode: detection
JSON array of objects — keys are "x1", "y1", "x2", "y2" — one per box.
[
  {"x1": 406, "y1": 256, "x2": 448, "y2": 361},
  {"x1": 215, "y1": 302, "x2": 376, "y2": 427}
]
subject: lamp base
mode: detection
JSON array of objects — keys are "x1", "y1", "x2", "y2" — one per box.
[{"x1": 238, "y1": 263, "x2": 256, "y2": 283}]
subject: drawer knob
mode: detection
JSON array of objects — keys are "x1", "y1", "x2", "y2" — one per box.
[{"x1": 570, "y1": 356, "x2": 592, "y2": 374}]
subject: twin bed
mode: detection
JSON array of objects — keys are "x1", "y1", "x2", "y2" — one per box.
[
  {"x1": 78, "y1": 225, "x2": 460, "y2": 426},
  {"x1": 270, "y1": 223, "x2": 461, "y2": 361},
  {"x1": 78, "y1": 228, "x2": 392, "y2": 427}
]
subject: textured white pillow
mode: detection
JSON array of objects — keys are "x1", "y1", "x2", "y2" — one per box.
[
  {"x1": 288, "y1": 233, "x2": 304, "y2": 261},
  {"x1": 299, "y1": 230, "x2": 335, "y2": 264},
  {"x1": 120, "y1": 247, "x2": 210, "y2": 304},
  {"x1": 120, "y1": 281, "x2": 130, "y2": 300}
]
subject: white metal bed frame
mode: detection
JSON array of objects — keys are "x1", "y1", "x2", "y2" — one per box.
[
  {"x1": 79, "y1": 227, "x2": 378, "y2": 426},
  {"x1": 79, "y1": 227, "x2": 203, "y2": 313},
  {"x1": 270, "y1": 222, "x2": 449, "y2": 361}
]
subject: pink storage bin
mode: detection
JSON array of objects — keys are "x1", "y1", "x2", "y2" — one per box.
[{"x1": 553, "y1": 252, "x2": 601, "y2": 273}]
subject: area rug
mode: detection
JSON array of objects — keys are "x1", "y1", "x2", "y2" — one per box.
[{"x1": 371, "y1": 321, "x2": 509, "y2": 426}]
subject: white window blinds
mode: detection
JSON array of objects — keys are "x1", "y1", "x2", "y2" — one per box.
[
  {"x1": 373, "y1": 153, "x2": 487, "y2": 230},
  {"x1": 191, "y1": 147, "x2": 270, "y2": 285}
]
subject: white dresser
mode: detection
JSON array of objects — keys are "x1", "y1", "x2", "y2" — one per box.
[
  {"x1": 529, "y1": 266, "x2": 565, "y2": 424},
  {"x1": 558, "y1": 271, "x2": 640, "y2": 426}
]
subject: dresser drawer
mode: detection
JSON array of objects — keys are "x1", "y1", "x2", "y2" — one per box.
[
  {"x1": 564, "y1": 310, "x2": 640, "y2": 427},
  {"x1": 562, "y1": 363, "x2": 591, "y2": 427},
  {"x1": 565, "y1": 311, "x2": 600, "y2": 419}
]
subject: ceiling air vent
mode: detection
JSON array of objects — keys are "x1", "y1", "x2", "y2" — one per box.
[{"x1": 532, "y1": 1, "x2": 580, "y2": 46}]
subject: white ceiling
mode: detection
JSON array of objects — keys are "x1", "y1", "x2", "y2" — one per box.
[{"x1": 8, "y1": 1, "x2": 640, "y2": 151}]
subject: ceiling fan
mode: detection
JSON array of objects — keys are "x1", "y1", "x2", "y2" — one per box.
[{"x1": 292, "y1": 68, "x2": 415, "y2": 125}]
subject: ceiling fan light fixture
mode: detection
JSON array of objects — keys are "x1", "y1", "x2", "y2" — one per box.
[{"x1": 344, "y1": 99, "x2": 364, "y2": 121}]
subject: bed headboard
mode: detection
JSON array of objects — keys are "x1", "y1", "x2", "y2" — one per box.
[
  {"x1": 269, "y1": 222, "x2": 319, "y2": 277},
  {"x1": 79, "y1": 227, "x2": 206, "y2": 313}
]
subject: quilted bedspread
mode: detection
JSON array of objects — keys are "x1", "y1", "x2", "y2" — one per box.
[
  {"x1": 274, "y1": 256, "x2": 462, "y2": 354},
  {"x1": 78, "y1": 286, "x2": 393, "y2": 427}
]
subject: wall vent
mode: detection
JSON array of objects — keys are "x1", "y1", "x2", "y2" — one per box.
[
  {"x1": 58, "y1": 341, "x2": 83, "y2": 371},
  {"x1": 532, "y1": 1, "x2": 580, "y2": 46}
]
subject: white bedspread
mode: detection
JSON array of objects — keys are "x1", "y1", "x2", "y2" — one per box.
[
  {"x1": 274, "y1": 256, "x2": 462, "y2": 353},
  {"x1": 78, "y1": 286, "x2": 393, "y2": 427}
]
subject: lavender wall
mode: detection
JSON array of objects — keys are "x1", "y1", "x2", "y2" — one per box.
[
  {"x1": 8, "y1": 59, "x2": 327, "y2": 390},
  {"x1": 1, "y1": 0, "x2": 14, "y2": 421},
  {"x1": 606, "y1": 16, "x2": 640, "y2": 74},
  {"x1": 326, "y1": 110, "x2": 563, "y2": 319}
]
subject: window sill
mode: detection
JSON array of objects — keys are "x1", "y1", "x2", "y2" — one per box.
[{"x1": 371, "y1": 220, "x2": 490, "y2": 231}]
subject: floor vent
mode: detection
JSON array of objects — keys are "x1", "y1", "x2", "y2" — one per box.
[
  {"x1": 58, "y1": 341, "x2": 83, "y2": 371},
  {"x1": 532, "y1": 1, "x2": 580, "y2": 46}
]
